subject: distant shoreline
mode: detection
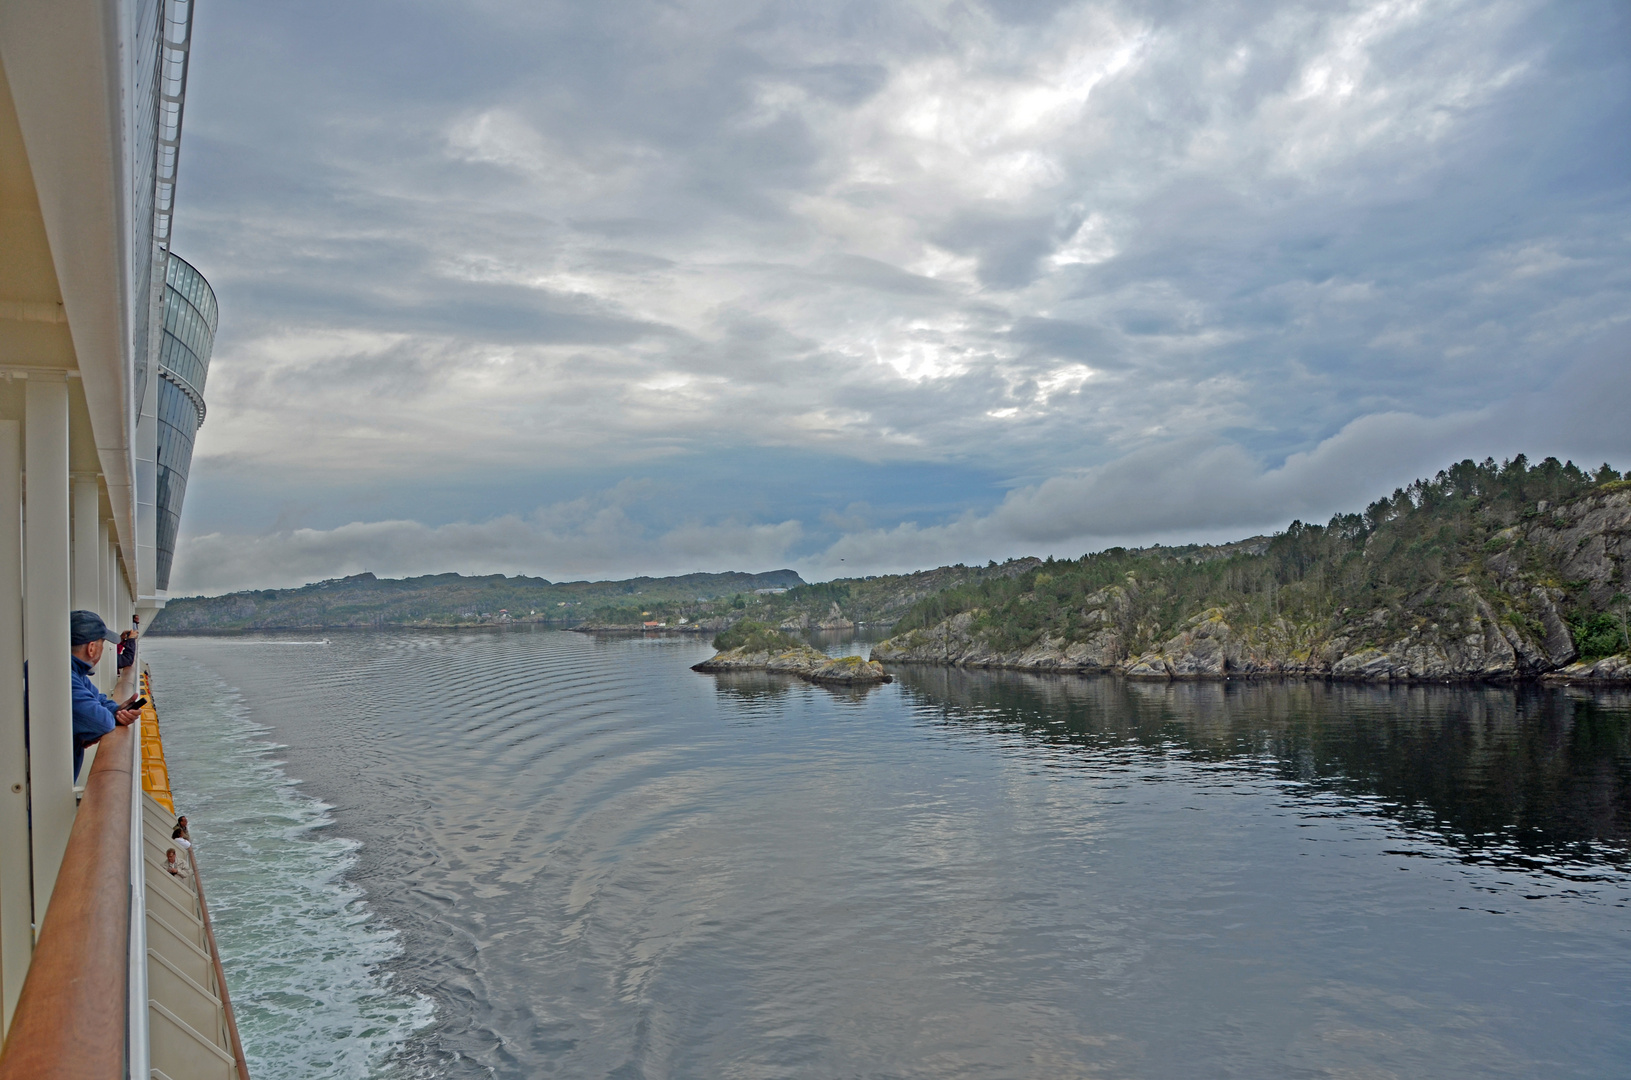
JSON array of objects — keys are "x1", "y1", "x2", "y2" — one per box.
[
  {"x1": 145, "y1": 619, "x2": 579, "y2": 637},
  {"x1": 145, "y1": 620, "x2": 890, "y2": 638}
]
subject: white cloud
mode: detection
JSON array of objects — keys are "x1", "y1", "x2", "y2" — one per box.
[
  {"x1": 800, "y1": 336, "x2": 1631, "y2": 576},
  {"x1": 169, "y1": 0, "x2": 1631, "y2": 591},
  {"x1": 174, "y1": 332, "x2": 1629, "y2": 594},
  {"x1": 171, "y1": 482, "x2": 804, "y2": 594}
]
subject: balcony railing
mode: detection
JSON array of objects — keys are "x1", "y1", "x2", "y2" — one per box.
[
  {"x1": 0, "y1": 679, "x2": 249, "y2": 1079},
  {"x1": 0, "y1": 724, "x2": 135, "y2": 1078}
]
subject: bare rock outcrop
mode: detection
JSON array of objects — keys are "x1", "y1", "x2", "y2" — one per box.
[
  {"x1": 1509, "y1": 489, "x2": 1631, "y2": 608},
  {"x1": 870, "y1": 584, "x2": 1133, "y2": 672},
  {"x1": 1123, "y1": 608, "x2": 1331, "y2": 679},
  {"x1": 871, "y1": 585, "x2": 1614, "y2": 685},
  {"x1": 692, "y1": 644, "x2": 891, "y2": 685},
  {"x1": 1544, "y1": 654, "x2": 1631, "y2": 684},
  {"x1": 816, "y1": 602, "x2": 856, "y2": 631}
]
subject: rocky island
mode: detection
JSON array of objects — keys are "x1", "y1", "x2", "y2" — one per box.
[
  {"x1": 692, "y1": 622, "x2": 891, "y2": 685},
  {"x1": 873, "y1": 457, "x2": 1631, "y2": 684}
]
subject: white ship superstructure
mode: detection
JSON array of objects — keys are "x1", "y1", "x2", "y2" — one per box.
[{"x1": 0, "y1": 2, "x2": 239, "y2": 1076}]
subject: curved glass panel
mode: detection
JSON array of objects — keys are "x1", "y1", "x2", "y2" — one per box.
[{"x1": 155, "y1": 252, "x2": 217, "y2": 591}]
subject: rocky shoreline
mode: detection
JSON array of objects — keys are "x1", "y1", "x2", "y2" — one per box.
[
  {"x1": 870, "y1": 608, "x2": 1631, "y2": 685},
  {"x1": 692, "y1": 644, "x2": 892, "y2": 685},
  {"x1": 870, "y1": 484, "x2": 1631, "y2": 685},
  {"x1": 1543, "y1": 654, "x2": 1631, "y2": 684}
]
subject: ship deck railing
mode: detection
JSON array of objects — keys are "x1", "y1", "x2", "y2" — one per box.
[{"x1": 0, "y1": 672, "x2": 249, "y2": 1080}]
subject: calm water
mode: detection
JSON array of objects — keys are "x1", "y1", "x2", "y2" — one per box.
[{"x1": 144, "y1": 629, "x2": 1631, "y2": 1079}]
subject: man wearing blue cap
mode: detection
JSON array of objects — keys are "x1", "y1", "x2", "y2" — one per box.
[{"x1": 69, "y1": 610, "x2": 140, "y2": 780}]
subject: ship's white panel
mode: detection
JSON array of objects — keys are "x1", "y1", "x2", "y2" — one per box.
[{"x1": 143, "y1": 794, "x2": 236, "y2": 1079}]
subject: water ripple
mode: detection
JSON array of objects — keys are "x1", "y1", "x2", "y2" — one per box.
[
  {"x1": 148, "y1": 629, "x2": 1631, "y2": 1079},
  {"x1": 144, "y1": 649, "x2": 433, "y2": 1079}
]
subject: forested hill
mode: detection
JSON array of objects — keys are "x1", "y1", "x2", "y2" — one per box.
[
  {"x1": 154, "y1": 456, "x2": 1631, "y2": 684},
  {"x1": 872, "y1": 456, "x2": 1631, "y2": 683},
  {"x1": 147, "y1": 558, "x2": 1047, "y2": 635},
  {"x1": 148, "y1": 569, "x2": 805, "y2": 633}
]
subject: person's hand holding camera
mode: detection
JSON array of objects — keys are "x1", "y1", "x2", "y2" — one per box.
[{"x1": 113, "y1": 694, "x2": 146, "y2": 726}]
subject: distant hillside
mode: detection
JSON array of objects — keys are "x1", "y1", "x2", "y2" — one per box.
[
  {"x1": 574, "y1": 557, "x2": 1046, "y2": 633},
  {"x1": 737, "y1": 558, "x2": 1044, "y2": 629},
  {"x1": 148, "y1": 569, "x2": 805, "y2": 633},
  {"x1": 147, "y1": 556, "x2": 1052, "y2": 637}
]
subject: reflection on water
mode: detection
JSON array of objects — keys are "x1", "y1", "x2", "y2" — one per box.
[
  {"x1": 890, "y1": 667, "x2": 1631, "y2": 877},
  {"x1": 707, "y1": 668, "x2": 885, "y2": 706},
  {"x1": 704, "y1": 668, "x2": 800, "y2": 702},
  {"x1": 148, "y1": 628, "x2": 1631, "y2": 1079}
]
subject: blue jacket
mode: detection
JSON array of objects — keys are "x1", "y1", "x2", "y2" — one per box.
[{"x1": 71, "y1": 656, "x2": 119, "y2": 780}]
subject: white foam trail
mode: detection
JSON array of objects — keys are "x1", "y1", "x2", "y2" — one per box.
[{"x1": 148, "y1": 652, "x2": 431, "y2": 1079}]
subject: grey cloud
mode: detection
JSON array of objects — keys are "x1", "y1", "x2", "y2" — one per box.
[
  {"x1": 933, "y1": 213, "x2": 1063, "y2": 290},
  {"x1": 806, "y1": 334, "x2": 1631, "y2": 575},
  {"x1": 247, "y1": 277, "x2": 675, "y2": 347},
  {"x1": 171, "y1": 483, "x2": 804, "y2": 595},
  {"x1": 173, "y1": 331, "x2": 1630, "y2": 594},
  {"x1": 166, "y1": 0, "x2": 1631, "y2": 591},
  {"x1": 1005, "y1": 318, "x2": 1117, "y2": 365},
  {"x1": 784, "y1": 63, "x2": 890, "y2": 105},
  {"x1": 809, "y1": 254, "x2": 953, "y2": 297},
  {"x1": 981, "y1": 0, "x2": 1080, "y2": 26}
]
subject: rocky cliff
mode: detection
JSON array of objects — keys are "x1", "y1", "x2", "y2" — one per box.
[{"x1": 874, "y1": 468, "x2": 1631, "y2": 684}]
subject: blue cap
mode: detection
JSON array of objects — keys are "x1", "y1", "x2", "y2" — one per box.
[{"x1": 70, "y1": 610, "x2": 119, "y2": 647}]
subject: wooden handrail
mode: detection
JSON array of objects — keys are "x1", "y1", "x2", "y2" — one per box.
[
  {"x1": 189, "y1": 848, "x2": 250, "y2": 1079},
  {"x1": 0, "y1": 724, "x2": 134, "y2": 1079}
]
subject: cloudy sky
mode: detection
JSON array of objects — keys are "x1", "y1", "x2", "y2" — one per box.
[{"x1": 169, "y1": 0, "x2": 1631, "y2": 594}]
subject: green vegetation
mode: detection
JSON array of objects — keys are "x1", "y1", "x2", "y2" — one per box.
[
  {"x1": 152, "y1": 455, "x2": 1629, "y2": 680},
  {"x1": 890, "y1": 456, "x2": 1628, "y2": 660},
  {"x1": 752, "y1": 560, "x2": 1040, "y2": 628},
  {"x1": 149, "y1": 556, "x2": 1041, "y2": 635},
  {"x1": 581, "y1": 560, "x2": 1041, "y2": 631},
  {"x1": 711, "y1": 620, "x2": 804, "y2": 653},
  {"x1": 1571, "y1": 591, "x2": 1631, "y2": 661},
  {"x1": 779, "y1": 581, "x2": 852, "y2": 606},
  {"x1": 1571, "y1": 612, "x2": 1628, "y2": 662}
]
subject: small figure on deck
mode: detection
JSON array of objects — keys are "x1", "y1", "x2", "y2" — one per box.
[
  {"x1": 164, "y1": 848, "x2": 190, "y2": 878},
  {"x1": 172, "y1": 818, "x2": 192, "y2": 851},
  {"x1": 69, "y1": 610, "x2": 140, "y2": 780}
]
